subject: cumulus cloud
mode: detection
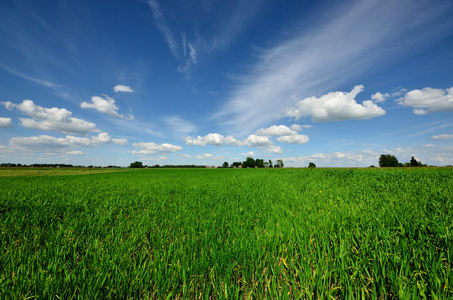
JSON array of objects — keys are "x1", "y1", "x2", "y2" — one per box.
[
  {"x1": 241, "y1": 151, "x2": 255, "y2": 157},
  {"x1": 81, "y1": 95, "x2": 134, "y2": 119},
  {"x1": 282, "y1": 151, "x2": 375, "y2": 167},
  {"x1": 2, "y1": 100, "x2": 96, "y2": 135},
  {"x1": 291, "y1": 124, "x2": 312, "y2": 131},
  {"x1": 255, "y1": 125, "x2": 297, "y2": 136},
  {"x1": 196, "y1": 153, "x2": 212, "y2": 159},
  {"x1": 290, "y1": 124, "x2": 302, "y2": 131},
  {"x1": 277, "y1": 134, "x2": 309, "y2": 144},
  {"x1": 0, "y1": 117, "x2": 12, "y2": 127},
  {"x1": 132, "y1": 142, "x2": 183, "y2": 155},
  {"x1": 9, "y1": 133, "x2": 127, "y2": 152},
  {"x1": 371, "y1": 92, "x2": 390, "y2": 103},
  {"x1": 398, "y1": 86, "x2": 453, "y2": 115},
  {"x1": 287, "y1": 85, "x2": 386, "y2": 122},
  {"x1": 267, "y1": 145, "x2": 283, "y2": 154},
  {"x1": 244, "y1": 134, "x2": 272, "y2": 147},
  {"x1": 185, "y1": 133, "x2": 242, "y2": 146},
  {"x1": 113, "y1": 85, "x2": 135, "y2": 93},
  {"x1": 432, "y1": 134, "x2": 453, "y2": 140},
  {"x1": 185, "y1": 130, "x2": 307, "y2": 148}
]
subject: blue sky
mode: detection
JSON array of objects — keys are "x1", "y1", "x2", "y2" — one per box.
[{"x1": 1, "y1": 0, "x2": 453, "y2": 167}]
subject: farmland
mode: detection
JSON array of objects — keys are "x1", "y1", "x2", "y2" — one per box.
[{"x1": 0, "y1": 168, "x2": 452, "y2": 299}]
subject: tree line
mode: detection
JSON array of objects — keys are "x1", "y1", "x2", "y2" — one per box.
[
  {"x1": 0, "y1": 163, "x2": 122, "y2": 168},
  {"x1": 224, "y1": 157, "x2": 284, "y2": 168},
  {"x1": 378, "y1": 155, "x2": 427, "y2": 167}
]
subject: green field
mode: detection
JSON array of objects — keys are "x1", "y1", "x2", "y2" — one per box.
[{"x1": 1, "y1": 168, "x2": 452, "y2": 299}]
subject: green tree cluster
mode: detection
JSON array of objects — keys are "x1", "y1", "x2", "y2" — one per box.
[
  {"x1": 378, "y1": 155, "x2": 426, "y2": 168},
  {"x1": 228, "y1": 157, "x2": 282, "y2": 168},
  {"x1": 129, "y1": 161, "x2": 144, "y2": 168}
]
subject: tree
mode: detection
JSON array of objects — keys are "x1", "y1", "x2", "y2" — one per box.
[
  {"x1": 129, "y1": 161, "x2": 144, "y2": 168},
  {"x1": 222, "y1": 161, "x2": 229, "y2": 168},
  {"x1": 308, "y1": 162, "x2": 316, "y2": 168},
  {"x1": 268, "y1": 159, "x2": 273, "y2": 168},
  {"x1": 378, "y1": 154, "x2": 398, "y2": 167},
  {"x1": 274, "y1": 159, "x2": 284, "y2": 168},
  {"x1": 231, "y1": 162, "x2": 242, "y2": 168},
  {"x1": 410, "y1": 156, "x2": 419, "y2": 167},
  {"x1": 244, "y1": 157, "x2": 255, "y2": 168},
  {"x1": 255, "y1": 159, "x2": 265, "y2": 168}
]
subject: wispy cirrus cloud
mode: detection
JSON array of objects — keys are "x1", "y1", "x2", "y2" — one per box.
[
  {"x1": 146, "y1": 0, "x2": 264, "y2": 78},
  {"x1": 146, "y1": 0, "x2": 179, "y2": 58},
  {"x1": 217, "y1": 0, "x2": 453, "y2": 134},
  {"x1": 163, "y1": 116, "x2": 196, "y2": 137},
  {"x1": 0, "y1": 64, "x2": 72, "y2": 101},
  {"x1": 432, "y1": 134, "x2": 453, "y2": 140},
  {"x1": 146, "y1": 0, "x2": 197, "y2": 78}
]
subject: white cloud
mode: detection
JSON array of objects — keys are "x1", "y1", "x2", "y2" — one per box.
[
  {"x1": 132, "y1": 142, "x2": 183, "y2": 155},
  {"x1": 9, "y1": 133, "x2": 127, "y2": 152},
  {"x1": 68, "y1": 151, "x2": 84, "y2": 156},
  {"x1": 432, "y1": 134, "x2": 453, "y2": 140},
  {"x1": 147, "y1": 0, "x2": 179, "y2": 58},
  {"x1": 290, "y1": 124, "x2": 302, "y2": 131},
  {"x1": 185, "y1": 133, "x2": 242, "y2": 146},
  {"x1": 146, "y1": 0, "x2": 199, "y2": 79},
  {"x1": 112, "y1": 138, "x2": 128, "y2": 146},
  {"x1": 0, "y1": 117, "x2": 12, "y2": 127},
  {"x1": 188, "y1": 43, "x2": 197, "y2": 65},
  {"x1": 291, "y1": 124, "x2": 312, "y2": 131},
  {"x1": 81, "y1": 95, "x2": 133, "y2": 119},
  {"x1": 241, "y1": 151, "x2": 255, "y2": 157},
  {"x1": 244, "y1": 134, "x2": 272, "y2": 147},
  {"x1": 277, "y1": 134, "x2": 309, "y2": 144},
  {"x1": 267, "y1": 145, "x2": 283, "y2": 154},
  {"x1": 282, "y1": 151, "x2": 375, "y2": 167},
  {"x1": 216, "y1": 1, "x2": 449, "y2": 133},
  {"x1": 196, "y1": 153, "x2": 212, "y2": 159},
  {"x1": 371, "y1": 92, "x2": 390, "y2": 103},
  {"x1": 398, "y1": 86, "x2": 453, "y2": 115},
  {"x1": 287, "y1": 85, "x2": 386, "y2": 122},
  {"x1": 256, "y1": 125, "x2": 296, "y2": 136},
  {"x1": 113, "y1": 85, "x2": 134, "y2": 93},
  {"x1": 3, "y1": 100, "x2": 96, "y2": 135},
  {"x1": 142, "y1": 156, "x2": 167, "y2": 161},
  {"x1": 185, "y1": 132, "x2": 276, "y2": 148},
  {"x1": 181, "y1": 154, "x2": 191, "y2": 158}
]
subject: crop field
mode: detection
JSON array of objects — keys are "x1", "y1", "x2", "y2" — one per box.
[{"x1": 0, "y1": 168, "x2": 452, "y2": 299}]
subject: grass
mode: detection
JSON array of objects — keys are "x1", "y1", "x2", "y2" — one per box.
[
  {"x1": 0, "y1": 167, "x2": 127, "y2": 177},
  {"x1": 0, "y1": 168, "x2": 452, "y2": 299}
]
